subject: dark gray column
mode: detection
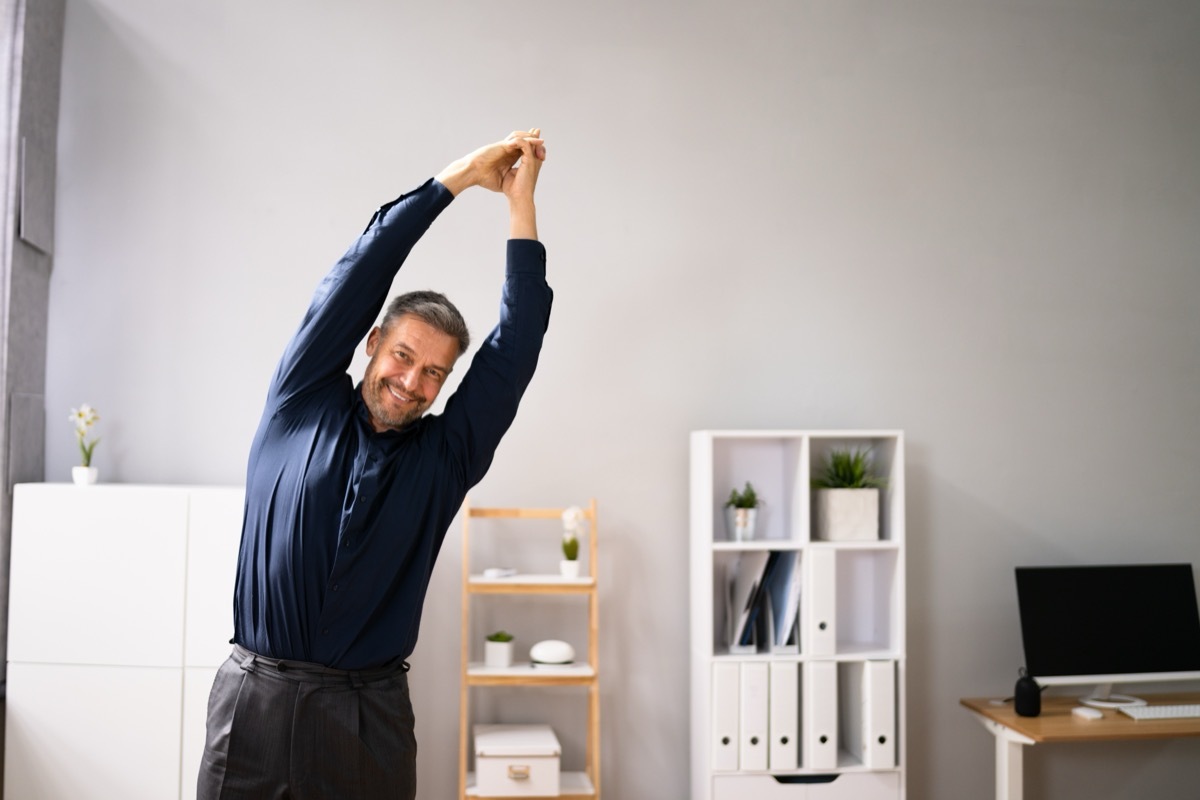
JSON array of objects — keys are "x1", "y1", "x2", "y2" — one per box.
[{"x1": 0, "y1": 0, "x2": 66, "y2": 696}]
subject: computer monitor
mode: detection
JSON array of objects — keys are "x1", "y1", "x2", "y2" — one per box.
[{"x1": 1015, "y1": 563, "x2": 1200, "y2": 708}]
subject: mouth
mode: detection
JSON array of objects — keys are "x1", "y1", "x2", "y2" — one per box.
[{"x1": 386, "y1": 383, "x2": 419, "y2": 406}]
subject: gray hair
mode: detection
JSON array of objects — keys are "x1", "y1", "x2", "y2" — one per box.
[{"x1": 380, "y1": 290, "x2": 470, "y2": 356}]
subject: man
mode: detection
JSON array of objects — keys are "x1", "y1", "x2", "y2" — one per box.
[{"x1": 197, "y1": 129, "x2": 552, "y2": 799}]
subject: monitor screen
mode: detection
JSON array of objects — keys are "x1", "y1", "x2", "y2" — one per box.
[{"x1": 1015, "y1": 563, "x2": 1200, "y2": 682}]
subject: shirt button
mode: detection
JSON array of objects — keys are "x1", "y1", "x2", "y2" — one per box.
[
  {"x1": 332, "y1": 583, "x2": 339, "y2": 591},
  {"x1": 345, "y1": 540, "x2": 353, "y2": 548}
]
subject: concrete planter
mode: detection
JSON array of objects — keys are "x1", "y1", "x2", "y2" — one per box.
[{"x1": 813, "y1": 488, "x2": 880, "y2": 541}]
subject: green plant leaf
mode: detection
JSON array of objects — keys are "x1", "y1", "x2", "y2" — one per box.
[
  {"x1": 811, "y1": 448, "x2": 886, "y2": 489},
  {"x1": 724, "y1": 481, "x2": 759, "y2": 508}
]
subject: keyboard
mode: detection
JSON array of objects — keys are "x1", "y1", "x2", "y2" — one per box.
[{"x1": 1117, "y1": 704, "x2": 1200, "y2": 721}]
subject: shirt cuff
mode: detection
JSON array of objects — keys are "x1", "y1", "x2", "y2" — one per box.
[{"x1": 506, "y1": 239, "x2": 547, "y2": 277}]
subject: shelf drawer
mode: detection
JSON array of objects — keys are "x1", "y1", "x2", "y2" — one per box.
[{"x1": 713, "y1": 772, "x2": 900, "y2": 800}]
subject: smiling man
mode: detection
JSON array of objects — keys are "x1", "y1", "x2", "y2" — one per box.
[{"x1": 197, "y1": 130, "x2": 552, "y2": 800}]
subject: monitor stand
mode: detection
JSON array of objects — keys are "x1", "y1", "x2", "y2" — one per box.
[{"x1": 1081, "y1": 683, "x2": 1149, "y2": 709}]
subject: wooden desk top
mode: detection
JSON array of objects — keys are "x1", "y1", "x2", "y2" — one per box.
[{"x1": 961, "y1": 692, "x2": 1200, "y2": 743}]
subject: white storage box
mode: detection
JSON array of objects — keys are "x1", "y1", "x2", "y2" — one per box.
[{"x1": 474, "y1": 724, "x2": 561, "y2": 797}]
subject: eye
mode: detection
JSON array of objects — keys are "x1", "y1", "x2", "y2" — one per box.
[{"x1": 426, "y1": 369, "x2": 445, "y2": 382}]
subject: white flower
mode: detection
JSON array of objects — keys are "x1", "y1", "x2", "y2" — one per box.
[
  {"x1": 561, "y1": 505, "x2": 585, "y2": 534},
  {"x1": 69, "y1": 404, "x2": 101, "y2": 467},
  {"x1": 69, "y1": 404, "x2": 100, "y2": 434}
]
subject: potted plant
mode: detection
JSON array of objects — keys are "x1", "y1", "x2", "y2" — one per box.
[
  {"x1": 811, "y1": 448, "x2": 886, "y2": 541},
  {"x1": 484, "y1": 630, "x2": 514, "y2": 668},
  {"x1": 560, "y1": 505, "x2": 584, "y2": 578},
  {"x1": 724, "y1": 481, "x2": 760, "y2": 542},
  {"x1": 69, "y1": 404, "x2": 101, "y2": 485}
]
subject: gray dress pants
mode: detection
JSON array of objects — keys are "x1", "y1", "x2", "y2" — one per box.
[{"x1": 197, "y1": 645, "x2": 417, "y2": 800}]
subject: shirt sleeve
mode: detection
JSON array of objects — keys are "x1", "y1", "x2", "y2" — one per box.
[
  {"x1": 266, "y1": 179, "x2": 455, "y2": 412},
  {"x1": 439, "y1": 239, "x2": 553, "y2": 486}
]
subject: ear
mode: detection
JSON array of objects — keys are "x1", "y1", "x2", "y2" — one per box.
[{"x1": 365, "y1": 326, "x2": 381, "y2": 357}]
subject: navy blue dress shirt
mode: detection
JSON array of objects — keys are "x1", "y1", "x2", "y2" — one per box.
[{"x1": 232, "y1": 178, "x2": 552, "y2": 669}]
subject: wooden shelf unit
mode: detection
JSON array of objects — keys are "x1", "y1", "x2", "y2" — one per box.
[{"x1": 458, "y1": 499, "x2": 601, "y2": 800}]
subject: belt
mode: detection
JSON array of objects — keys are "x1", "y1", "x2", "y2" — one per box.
[{"x1": 232, "y1": 643, "x2": 410, "y2": 688}]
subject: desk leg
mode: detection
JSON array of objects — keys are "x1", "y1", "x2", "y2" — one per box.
[
  {"x1": 995, "y1": 733, "x2": 1026, "y2": 800},
  {"x1": 970, "y1": 711, "x2": 1034, "y2": 800}
]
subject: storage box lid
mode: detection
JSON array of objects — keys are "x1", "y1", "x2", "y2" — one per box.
[{"x1": 474, "y1": 724, "x2": 561, "y2": 757}]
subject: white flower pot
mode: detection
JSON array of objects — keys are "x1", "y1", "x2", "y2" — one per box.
[
  {"x1": 560, "y1": 560, "x2": 581, "y2": 579},
  {"x1": 813, "y1": 488, "x2": 880, "y2": 541},
  {"x1": 72, "y1": 466, "x2": 99, "y2": 486},
  {"x1": 724, "y1": 507, "x2": 758, "y2": 542},
  {"x1": 484, "y1": 640, "x2": 513, "y2": 668}
]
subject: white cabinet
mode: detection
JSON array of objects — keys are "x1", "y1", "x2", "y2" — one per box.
[
  {"x1": 8, "y1": 485, "x2": 190, "y2": 667},
  {"x1": 691, "y1": 431, "x2": 905, "y2": 800},
  {"x1": 4, "y1": 483, "x2": 244, "y2": 800}
]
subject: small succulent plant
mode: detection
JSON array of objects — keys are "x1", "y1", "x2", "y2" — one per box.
[
  {"x1": 724, "y1": 481, "x2": 759, "y2": 509},
  {"x1": 811, "y1": 448, "x2": 886, "y2": 489}
]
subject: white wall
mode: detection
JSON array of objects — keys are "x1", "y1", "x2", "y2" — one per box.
[{"x1": 47, "y1": 1, "x2": 1200, "y2": 798}]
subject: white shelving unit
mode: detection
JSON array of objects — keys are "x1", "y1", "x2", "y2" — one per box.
[{"x1": 690, "y1": 431, "x2": 906, "y2": 800}]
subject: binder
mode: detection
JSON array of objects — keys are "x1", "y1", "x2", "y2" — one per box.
[
  {"x1": 738, "y1": 662, "x2": 769, "y2": 771},
  {"x1": 711, "y1": 662, "x2": 739, "y2": 771},
  {"x1": 807, "y1": 548, "x2": 837, "y2": 656},
  {"x1": 768, "y1": 661, "x2": 799, "y2": 770},
  {"x1": 803, "y1": 660, "x2": 838, "y2": 770},
  {"x1": 840, "y1": 660, "x2": 896, "y2": 768}
]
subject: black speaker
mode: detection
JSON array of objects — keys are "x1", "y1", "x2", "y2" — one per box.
[{"x1": 1015, "y1": 672, "x2": 1041, "y2": 717}]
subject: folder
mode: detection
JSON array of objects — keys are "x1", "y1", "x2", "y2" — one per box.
[
  {"x1": 711, "y1": 662, "x2": 739, "y2": 771},
  {"x1": 739, "y1": 662, "x2": 769, "y2": 771},
  {"x1": 768, "y1": 661, "x2": 799, "y2": 770},
  {"x1": 840, "y1": 660, "x2": 896, "y2": 768},
  {"x1": 807, "y1": 548, "x2": 837, "y2": 656},
  {"x1": 728, "y1": 551, "x2": 770, "y2": 653},
  {"x1": 762, "y1": 551, "x2": 801, "y2": 653},
  {"x1": 803, "y1": 660, "x2": 838, "y2": 770}
]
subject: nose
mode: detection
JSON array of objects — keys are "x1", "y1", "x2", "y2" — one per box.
[{"x1": 397, "y1": 365, "x2": 420, "y2": 392}]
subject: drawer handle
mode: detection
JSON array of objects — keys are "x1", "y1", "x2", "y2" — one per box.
[{"x1": 507, "y1": 765, "x2": 531, "y2": 780}]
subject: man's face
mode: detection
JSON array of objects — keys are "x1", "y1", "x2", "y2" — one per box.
[{"x1": 362, "y1": 315, "x2": 458, "y2": 432}]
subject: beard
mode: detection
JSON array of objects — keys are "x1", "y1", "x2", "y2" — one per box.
[{"x1": 362, "y1": 376, "x2": 429, "y2": 432}]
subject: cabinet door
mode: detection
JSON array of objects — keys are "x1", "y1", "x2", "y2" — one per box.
[
  {"x1": 185, "y1": 488, "x2": 245, "y2": 667},
  {"x1": 9, "y1": 484, "x2": 189, "y2": 667},
  {"x1": 4, "y1": 662, "x2": 183, "y2": 800}
]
